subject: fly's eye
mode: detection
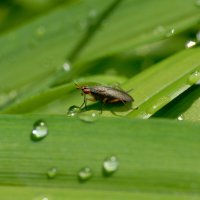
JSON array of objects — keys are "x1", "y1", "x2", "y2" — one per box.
[{"x1": 83, "y1": 87, "x2": 91, "y2": 94}]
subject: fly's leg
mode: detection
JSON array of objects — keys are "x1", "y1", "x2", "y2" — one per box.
[
  {"x1": 126, "y1": 88, "x2": 134, "y2": 93},
  {"x1": 80, "y1": 95, "x2": 96, "y2": 110},
  {"x1": 79, "y1": 93, "x2": 87, "y2": 109}
]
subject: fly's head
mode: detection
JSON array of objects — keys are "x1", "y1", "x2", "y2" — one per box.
[{"x1": 75, "y1": 83, "x2": 91, "y2": 94}]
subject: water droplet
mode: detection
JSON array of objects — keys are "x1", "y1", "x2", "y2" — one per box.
[
  {"x1": 196, "y1": 31, "x2": 200, "y2": 41},
  {"x1": 185, "y1": 40, "x2": 197, "y2": 48},
  {"x1": 78, "y1": 167, "x2": 92, "y2": 182},
  {"x1": 67, "y1": 105, "x2": 81, "y2": 117},
  {"x1": 194, "y1": 0, "x2": 200, "y2": 6},
  {"x1": 35, "y1": 26, "x2": 46, "y2": 38},
  {"x1": 102, "y1": 156, "x2": 119, "y2": 176},
  {"x1": 146, "y1": 96, "x2": 170, "y2": 114},
  {"x1": 153, "y1": 26, "x2": 166, "y2": 36},
  {"x1": 0, "y1": 90, "x2": 18, "y2": 107},
  {"x1": 166, "y1": 28, "x2": 175, "y2": 37},
  {"x1": 187, "y1": 71, "x2": 200, "y2": 85},
  {"x1": 42, "y1": 197, "x2": 49, "y2": 200},
  {"x1": 47, "y1": 167, "x2": 57, "y2": 179},
  {"x1": 31, "y1": 120, "x2": 48, "y2": 141},
  {"x1": 88, "y1": 9, "x2": 98, "y2": 18},
  {"x1": 78, "y1": 9, "x2": 98, "y2": 31},
  {"x1": 62, "y1": 62, "x2": 71, "y2": 72},
  {"x1": 177, "y1": 115, "x2": 184, "y2": 121},
  {"x1": 33, "y1": 195, "x2": 50, "y2": 200},
  {"x1": 78, "y1": 111, "x2": 99, "y2": 122}
]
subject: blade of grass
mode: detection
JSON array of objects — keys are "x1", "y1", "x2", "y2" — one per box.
[
  {"x1": 153, "y1": 85, "x2": 200, "y2": 121},
  {"x1": 1, "y1": 0, "x2": 200, "y2": 95},
  {"x1": 73, "y1": 0, "x2": 200, "y2": 65},
  {"x1": 0, "y1": 74, "x2": 127, "y2": 113},
  {"x1": 0, "y1": 115, "x2": 200, "y2": 194},
  {"x1": 0, "y1": 0, "x2": 112, "y2": 93},
  {"x1": 0, "y1": 185, "x2": 200, "y2": 200}
]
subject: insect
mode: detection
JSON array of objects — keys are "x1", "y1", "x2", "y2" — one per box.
[{"x1": 75, "y1": 84, "x2": 134, "y2": 111}]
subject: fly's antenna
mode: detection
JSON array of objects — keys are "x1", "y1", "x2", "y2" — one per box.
[{"x1": 74, "y1": 82, "x2": 82, "y2": 89}]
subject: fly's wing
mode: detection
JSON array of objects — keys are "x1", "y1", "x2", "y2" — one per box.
[{"x1": 90, "y1": 86, "x2": 133, "y2": 102}]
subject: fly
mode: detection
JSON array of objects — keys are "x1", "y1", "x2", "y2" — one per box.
[{"x1": 75, "y1": 84, "x2": 134, "y2": 112}]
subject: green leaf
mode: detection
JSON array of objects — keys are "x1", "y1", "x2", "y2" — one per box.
[
  {"x1": 0, "y1": 115, "x2": 200, "y2": 199},
  {"x1": 124, "y1": 48, "x2": 200, "y2": 118},
  {"x1": 153, "y1": 85, "x2": 200, "y2": 121}
]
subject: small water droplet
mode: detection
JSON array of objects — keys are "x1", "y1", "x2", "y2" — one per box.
[
  {"x1": 78, "y1": 167, "x2": 92, "y2": 182},
  {"x1": 185, "y1": 40, "x2": 197, "y2": 48},
  {"x1": 153, "y1": 26, "x2": 166, "y2": 36},
  {"x1": 36, "y1": 26, "x2": 46, "y2": 38},
  {"x1": 88, "y1": 9, "x2": 98, "y2": 18},
  {"x1": 194, "y1": 0, "x2": 200, "y2": 6},
  {"x1": 31, "y1": 120, "x2": 48, "y2": 141},
  {"x1": 102, "y1": 156, "x2": 119, "y2": 176},
  {"x1": 187, "y1": 71, "x2": 200, "y2": 85},
  {"x1": 42, "y1": 197, "x2": 49, "y2": 200},
  {"x1": 177, "y1": 115, "x2": 184, "y2": 121},
  {"x1": 33, "y1": 195, "x2": 50, "y2": 200},
  {"x1": 146, "y1": 96, "x2": 170, "y2": 114},
  {"x1": 67, "y1": 105, "x2": 81, "y2": 117},
  {"x1": 78, "y1": 111, "x2": 99, "y2": 122},
  {"x1": 166, "y1": 28, "x2": 175, "y2": 37},
  {"x1": 47, "y1": 167, "x2": 57, "y2": 179},
  {"x1": 196, "y1": 31, "x2": 200, "y2": 41},
  {"x1": 62, "y1": 62, "x2": 71, "y2": 72},
  {"x1": 78, "y1": 9, "x2": 98, "y2": 32}
]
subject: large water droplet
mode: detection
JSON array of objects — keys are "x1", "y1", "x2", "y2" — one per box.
[
  {"x1": 78, "y1": 167, "x2": 92, "y2": 182},
  {"x1": 78, "y1": 111, "x2": 99, "y2": 122},
  {"x1": 185, "y1": 40, "x2": 197, "y2": 48},
  {"x1": 102, "y1": 156, "x2": 119, "y2": 176},
  {"x1": 47, "y1": 167, "x2": 57, "y2": 179},
  {"x1": 31, "y1": 120, "x2": 48, "y2": 141},
  {"x1": 187, "y1": 71, "x2": 200, "y2": 85},
  {"x1": 67, "y1": 105, "x2": 81, "y2": 117}
]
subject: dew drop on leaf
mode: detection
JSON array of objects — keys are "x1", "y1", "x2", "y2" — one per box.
[
  {"x1": 47, "y1": 167, "x2": 57, "y2": 179},
  {"x1": 102, "y1": 155, "x2": 119, "y2": 176},
  {"x1": 165, "y1": 28, "x2": 175, "y2": 37},
  {"x1": 78, "y1": 167, "x2": 92, "y2": 182},
  {"x1": 62, "y1": 61, "x2": 71, "y2": 72},
  {"x1": 78, "y1": 111, "x2": 99, "y2": 122},
  {"x1": 67, "y1": 105, "x2": 81, "y2": 117},
  {"x1": 35, "y1": 26, "x2": 46, "y2": 38},
  {"x1": 177, "y1": 115, "x2": 184, "y2": 121},
  {"x1": 31, "y1": 120, "x2": 48, "y2": 141},
  {"x1": 185, "y1": 40, "x2": 197, "y2": 48},
  {"x1": 146, "y1": 96, "x2": 170, "y2": 114},
  {"x1": 187, "y1": 71, "x2": 200, "y2": 85}
]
